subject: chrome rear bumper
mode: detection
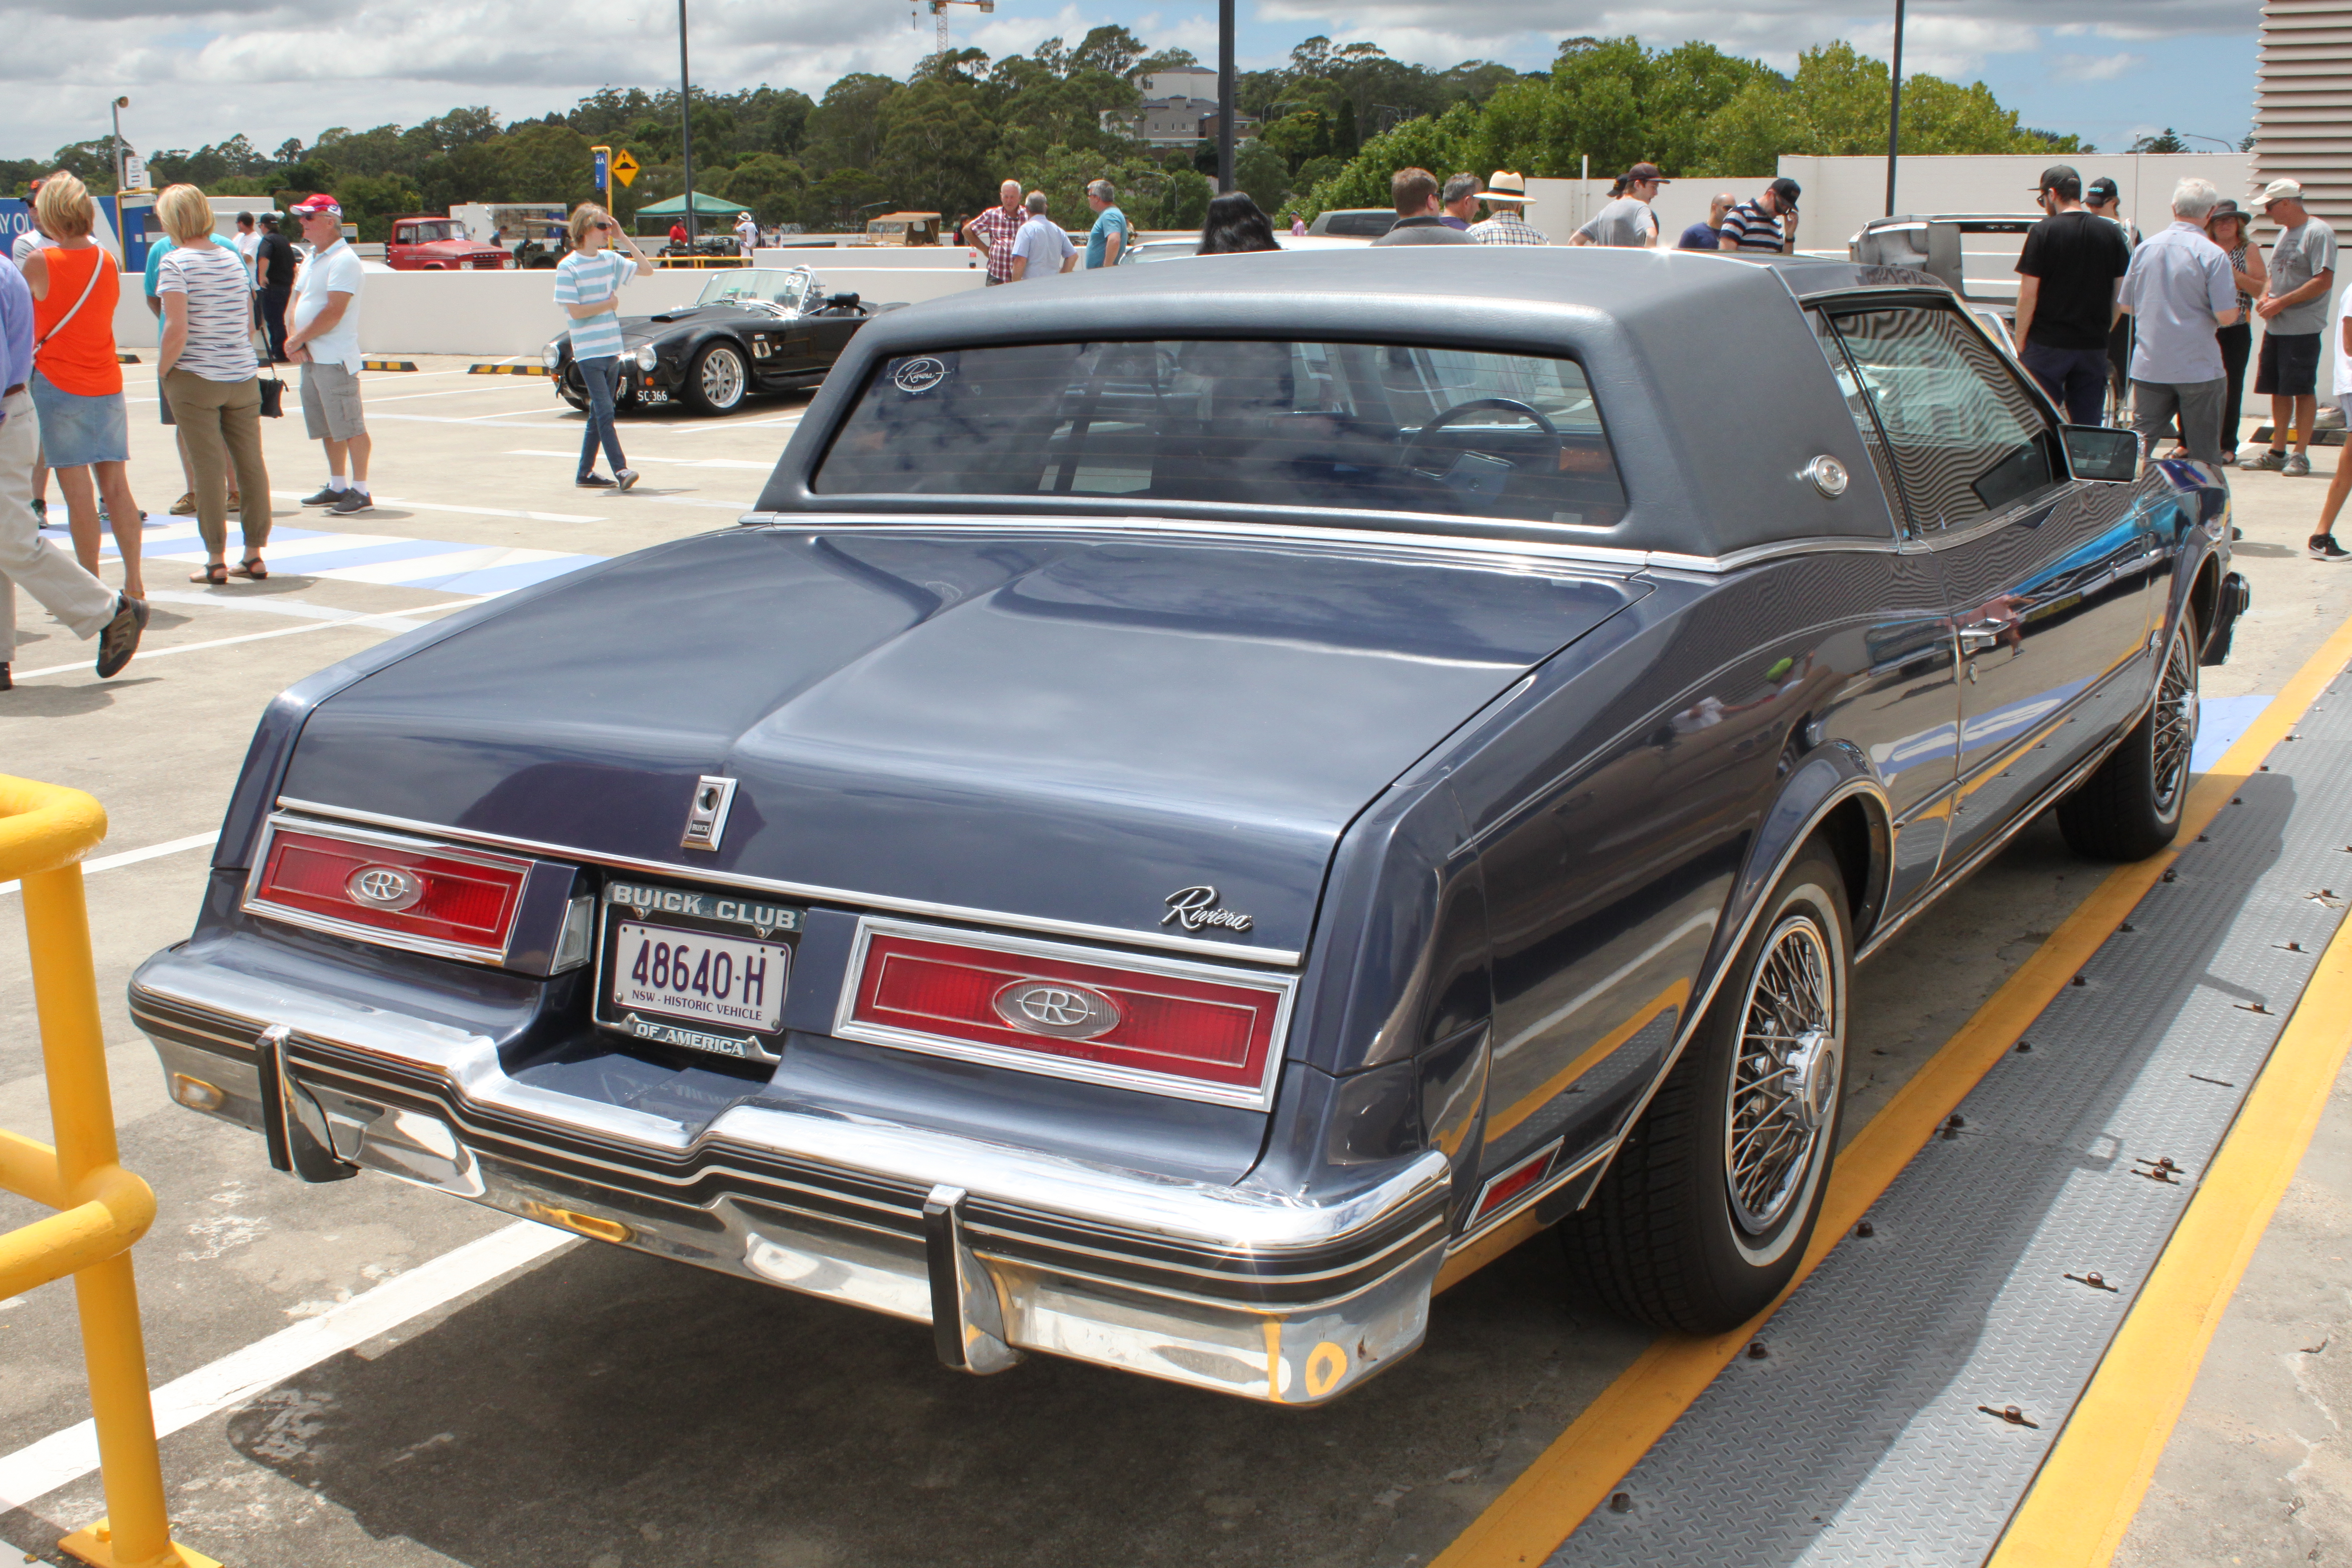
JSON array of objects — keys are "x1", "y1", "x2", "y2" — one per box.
[{"x1": 130, "y1": 948, "x2": 1451, "y2": 1404}]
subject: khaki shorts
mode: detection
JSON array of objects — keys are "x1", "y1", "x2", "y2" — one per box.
[{"x1": 300, "y1": 359, "x2": 366, "y2": 441}]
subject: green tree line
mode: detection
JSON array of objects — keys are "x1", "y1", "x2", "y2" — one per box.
[{"x1": 4, "y1": 28, "x2": 2082, "y2": 243}]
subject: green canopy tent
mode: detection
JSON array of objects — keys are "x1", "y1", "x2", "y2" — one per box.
[{"x1": 633, "y1": 192, "x2": 750, "y2": 229}]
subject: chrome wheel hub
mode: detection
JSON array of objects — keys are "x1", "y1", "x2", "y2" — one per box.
[
  {"x1": 2152, "y1": 627, "x2": 2197, "y2": 814},
  {"x1": 702, "y1": 350, "x2": 744, "y2": 408},
  {"x1": 1724, "y1": 916, "x2": 1840, "y2": 1235}
]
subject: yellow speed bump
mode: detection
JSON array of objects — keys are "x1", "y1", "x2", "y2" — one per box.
[
  {"x1": 1433, "y1": 607, "x2": 2352, "y2": 1568},
  {"x1": 361, "y1": 358, "x2": 420, "y2": 372},
  {"x1": 468, "y1": 362, "x2": 544, "y2": 375}
]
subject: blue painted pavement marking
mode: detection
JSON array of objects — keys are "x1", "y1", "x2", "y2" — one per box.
[
  {"x1": 2192, "y1": 693, "x2": 2273, "y2": 775},
  {"x1": 39, "y1": 518, "x2": 604, "y2": 596}
]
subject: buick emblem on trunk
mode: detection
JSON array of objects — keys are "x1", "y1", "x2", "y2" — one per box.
[
  {"x1": 681, "y1": 775, "x2": 739, "y2": 852},
  {"x1": 1162, "y1": 885, "x2": 1253, "y2": 933},
  {"x1": 993, "y1": 980, "x2": 1122, "y2": 1040},
  {"x1": 345, "y1": 865, "x2": 424, "y2": 912}
]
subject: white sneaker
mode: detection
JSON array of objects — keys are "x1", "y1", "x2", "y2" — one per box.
[{"x1": 615, "y1": 469, "x2": 639, "y2": 493}]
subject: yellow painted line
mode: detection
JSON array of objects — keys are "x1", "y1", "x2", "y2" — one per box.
[{"x1": 1433, "y1": 608, "x2": 2352, "y2": 1568}]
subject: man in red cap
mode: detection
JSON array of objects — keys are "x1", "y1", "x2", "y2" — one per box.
[{"x1": 282, "y1": 194, "x2": 372, "y2": 515}]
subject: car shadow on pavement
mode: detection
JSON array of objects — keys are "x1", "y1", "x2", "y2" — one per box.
[{"x1": 200, "y1": 1226, "x2": 1645, "y2": 1568}]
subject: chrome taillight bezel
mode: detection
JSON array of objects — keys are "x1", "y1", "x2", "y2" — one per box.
[
  {"x1": 243, "y1": 813, "x2": 537, "y2": 966},
  {"x1": 833, "y1": 915, "x2": 1297, "y2": 1111}
]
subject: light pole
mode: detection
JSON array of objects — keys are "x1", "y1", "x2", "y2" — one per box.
[
  {"x1": 678, "y1": 0, "x2": 697, "y2": 245},
  {"x1": 1216, "y1": 0, "x2": 1235, "y2": 194},
  {"x1": 1884, "y1": 0, "x2": 1905, "y2": 217},
  {"x1": 110, "y1": 97, "x2": 130, "y2": 192}
]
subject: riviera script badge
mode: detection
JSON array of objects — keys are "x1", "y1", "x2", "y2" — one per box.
[{"x1": 1162, "y1": 885, "x2": 1253, "y2": 933}]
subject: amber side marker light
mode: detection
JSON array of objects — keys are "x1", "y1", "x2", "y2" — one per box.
[
  {"x1": 520, "y1": 1200, "x2": 634, "y2": 1245},
  {"x1": 170, "y1": 1075, "x2": 225, "y2": 1112}
]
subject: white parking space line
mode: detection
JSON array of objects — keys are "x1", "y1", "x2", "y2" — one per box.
[
  {"x1": 138, "y1": 591, "x2": 440, "y2": 630},
  {"x1": 504, "y1": 449, "x2": 773, "y2": 469},
  {"x1": 364, "y1": 384, "x2": 562, "y2": 404},
  {"x1": 0, "y1": 832, "x2": 218, "y2": 898},
  {"x1": 9, "y1": 596, "x2": 490, "y2": 681},
  {"x1": 0, "y1": 1221, "x2": 576, "y2": 1513}
]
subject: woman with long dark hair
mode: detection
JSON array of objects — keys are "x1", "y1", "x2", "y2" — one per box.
[
  {"x1": 2206, "y1": 199, "x2": 2265, "y2": 465},
  {"x1": 1198, "y1": 193, "x2": 1282, "y2": 256}
]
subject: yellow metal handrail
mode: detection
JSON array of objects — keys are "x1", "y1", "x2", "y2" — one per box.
[{"x1": 0, "y1": 775, "x2": 217, "y2": 1568}]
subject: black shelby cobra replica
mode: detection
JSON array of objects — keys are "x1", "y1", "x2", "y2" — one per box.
[
  {"x1": 136, "y1": 249, "x2": 2245, "y2": 1404},
  {"x1": 542, "y1": 266, "x2": 904, "y2": 416}
]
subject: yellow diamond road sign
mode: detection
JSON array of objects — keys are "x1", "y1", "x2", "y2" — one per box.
[{"x1": 611, "y1": 149, "x2": 640, "y2": 187}]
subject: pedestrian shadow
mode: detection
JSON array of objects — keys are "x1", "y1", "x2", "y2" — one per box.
[{"x1": 0, "y1": 677, "x2": 161, "y2": 713}]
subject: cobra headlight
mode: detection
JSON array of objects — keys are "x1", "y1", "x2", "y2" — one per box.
[
  {"x1": 540, "y1": 342, "x2": 561, "y2": 371},
  {"x1": 634, "y1": 344, "x2": 658, "y2": 372}
]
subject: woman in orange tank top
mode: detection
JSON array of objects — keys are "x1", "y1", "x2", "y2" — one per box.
[{"x1": 21, "y1": 173, "x2": 145, "y2": 598}]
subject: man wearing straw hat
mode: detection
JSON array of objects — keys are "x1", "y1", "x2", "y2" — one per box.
[{"x1": 1469, "y1": 172, "x2": 1550, "y2": 246}]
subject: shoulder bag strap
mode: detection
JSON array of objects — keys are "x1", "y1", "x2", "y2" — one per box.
[{"x1": 34, "y1": 248, "x2": 104, "y2": 351}]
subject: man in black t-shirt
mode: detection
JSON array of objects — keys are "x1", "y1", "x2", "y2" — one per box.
[
  {"x1": 2013, "y1": 165, "x2": 2133, "y2": 424},
  {"x1": 252, "y1": 215, "x2": 299, "y2": 364}
]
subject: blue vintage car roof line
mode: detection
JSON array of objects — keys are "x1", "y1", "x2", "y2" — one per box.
[
  {"x1": 272, "y1": 795, "x2": 1308, "y2": 967},
  {"x1": 755, "y1": 248, "x2": 1917, "y2": 561}
]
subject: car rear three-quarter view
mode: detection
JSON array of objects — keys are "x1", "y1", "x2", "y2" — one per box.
[{"x1": 129, "y1": 247, "x2": 2244, "y2": 1404}]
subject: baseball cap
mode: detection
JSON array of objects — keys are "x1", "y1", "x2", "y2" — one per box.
[
  {"x1": 1625, "y1": 162, "x2": 1670, "y2": 185},
  {"x1": 1768, "y1": 176, "x2": 1801, "y2": 210},
  {"x1": 2034, "y1": 164, "x2": 2082, "y2": 198},
  {"x1": 2084, "y1": 175, "x2": 2120, "y2": 205},
  {"x1": 288, "y1": 193, "x2": 342, "y2": 218},
  {"x1": 2254, "y1": 178, "x2": 2303, "y2": 209}
]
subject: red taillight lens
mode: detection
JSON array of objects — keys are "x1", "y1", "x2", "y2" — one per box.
[
  {"x1": 252, "y1": 828, "x2": 528, "y2": 955},
  {"x1": 1471, "y1": 1139, "x2": 1562, "y2": 1224},
  {"x1": 843, "y1": 930, "x2": 1288, "y2": 1105}
]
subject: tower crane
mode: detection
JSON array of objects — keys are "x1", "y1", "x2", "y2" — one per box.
[{"x1": 921, "y1": 0, "x2": 992, "y2": 55}]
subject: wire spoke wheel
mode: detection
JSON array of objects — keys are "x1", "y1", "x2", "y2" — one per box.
[
  {"x1": 1723, "y1": 915, "x2": 1840, "y2": 1235},
  {"x1": 2150, "y1": 624, "x2": 2198, "y2": 814}
]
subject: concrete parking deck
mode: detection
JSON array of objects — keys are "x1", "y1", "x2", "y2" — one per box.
[{"x1": 1, "y1": 364, "x2": 2348, "y2": 1566}]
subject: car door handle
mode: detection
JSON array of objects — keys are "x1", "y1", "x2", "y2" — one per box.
[{"x1": 1958, "y1": 623, "x2": 2006, "y2": 654}]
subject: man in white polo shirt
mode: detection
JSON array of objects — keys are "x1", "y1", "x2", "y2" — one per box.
[{"x1": 282, "y1": 193, "x2": 372, "y2": 516}]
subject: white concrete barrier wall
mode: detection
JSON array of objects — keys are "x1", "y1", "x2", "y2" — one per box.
[{"x1": 109, "y1": 265, "x2": 987, "y2": 360}]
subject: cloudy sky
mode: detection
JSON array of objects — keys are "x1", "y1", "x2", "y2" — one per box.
[{"x1": 4, "y1": 0, "x2": 2261, "y2": 164}]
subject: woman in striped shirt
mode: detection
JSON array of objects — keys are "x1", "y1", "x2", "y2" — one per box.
[{"x1": 155, "y1": 183, "x2": 271, "y2": 583}]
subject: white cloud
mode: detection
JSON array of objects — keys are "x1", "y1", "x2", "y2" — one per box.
[{"x1": 2051, "y1": 51, "x2": 2147, "y2": 82}]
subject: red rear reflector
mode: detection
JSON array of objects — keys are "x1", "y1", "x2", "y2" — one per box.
[
  {"x1": 843, "y1": 930, "x2": 1288, "y2": 1104},
  {"x1": 1472, "y1": 1139, "x2": 1563, "y2": 1223},
  {"x1": 251, "y1": 828, "x2": 528, "y2": 956}
]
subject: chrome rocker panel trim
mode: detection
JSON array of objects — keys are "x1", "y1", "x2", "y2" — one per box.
[{"x1": 129, "y1": 953, "x2": 1450, "y2": 1406}]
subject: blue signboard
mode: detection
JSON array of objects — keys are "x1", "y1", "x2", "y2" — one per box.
[
  {"x1": 0, "y1": 195, "x2": 162, "y2": 272},
  {"x1": 0, "y1": 197, "x2": 29, "y2": 257}
]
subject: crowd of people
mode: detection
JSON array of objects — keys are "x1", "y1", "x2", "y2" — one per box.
[{"x1": 0, "y1": 174, "x2": 384, "y2": 686}]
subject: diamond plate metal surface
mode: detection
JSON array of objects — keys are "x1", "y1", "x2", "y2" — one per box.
[{"x1": 1548, "y1": 675, "x2": 2352, "y2": 1568}]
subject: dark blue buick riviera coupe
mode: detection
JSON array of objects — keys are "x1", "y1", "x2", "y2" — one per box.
[{"x1": 133, "y1": 249, "x2": 2244, "y2": 1403}]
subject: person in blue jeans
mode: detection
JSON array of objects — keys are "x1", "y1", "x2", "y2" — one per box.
[
  {"x1": 552, "y1": 204, "x2": 650, "y2": 490},
  {"x1": 2013, "y1": 165, "x2": 2132, "y2": 426}
]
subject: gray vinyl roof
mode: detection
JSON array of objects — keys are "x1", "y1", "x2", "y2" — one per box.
[{"x1": 757, "y1": 247, "x2": 1952, "y2": 560}]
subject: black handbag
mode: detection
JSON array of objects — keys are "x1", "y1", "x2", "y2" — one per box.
[{"x1": 257, "y1": 372, "x2": 285, "y2": 418}]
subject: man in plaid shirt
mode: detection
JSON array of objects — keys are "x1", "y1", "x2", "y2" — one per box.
[
  {"x1": 1469, "y1": 171, "x2": 1550, "y2": 246},
  {"x1": 962, "y1": 181, "x2": 1027, "y2": 285}
]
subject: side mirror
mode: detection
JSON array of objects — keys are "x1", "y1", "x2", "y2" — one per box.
[{"x1": 2062, "y1": 425, "x2": 2142, "y2": 483}]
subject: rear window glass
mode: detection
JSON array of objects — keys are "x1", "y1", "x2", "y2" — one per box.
[{"x1": 812, "y1": 340, "x2": 1627, "y2": 530}]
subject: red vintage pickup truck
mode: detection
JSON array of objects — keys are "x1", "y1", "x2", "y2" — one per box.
[{"x1": 385, "y1": 217, "x2": 512, "y2": 271}]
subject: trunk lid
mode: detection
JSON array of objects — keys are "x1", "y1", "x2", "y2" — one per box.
[{"x1": 281, "y1": 528, "x2": 1645, "y2": 955}]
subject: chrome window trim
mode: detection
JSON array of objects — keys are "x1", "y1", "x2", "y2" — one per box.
[
  {"x1": 733, "y1": 511, "x2": 1895, "y2": 579},
  {"x1": 833, "y1": 915, "x2": 1297, "y2": 1112},
  {"x1": 243, "y1": 813, "x2": 532, "y2": 967},
  {"x1": 272, "y1": 798, "x2": 1302, "y2": 967}
]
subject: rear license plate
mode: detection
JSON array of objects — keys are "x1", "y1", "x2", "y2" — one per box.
[{"x1": 594, "y1": 882, "x2": 803, "y2": 1062}]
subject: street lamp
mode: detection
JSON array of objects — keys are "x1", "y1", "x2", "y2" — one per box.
[
  {"x1": 2178, "y1": 132, "x2": 2238, "y2": 152},
  {"x1": 678, "y1": 0, "x2": 697, "y2": 244},
  {"x1": 1216, "y1": 0, "x2": 1234, "y2": 194},
  {"x1": 1884, "y1": 0, "x2": 1905, "y2": 217},
  {"x1": 110, "y1": 97, "x2": 130, "y2": 192}
]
